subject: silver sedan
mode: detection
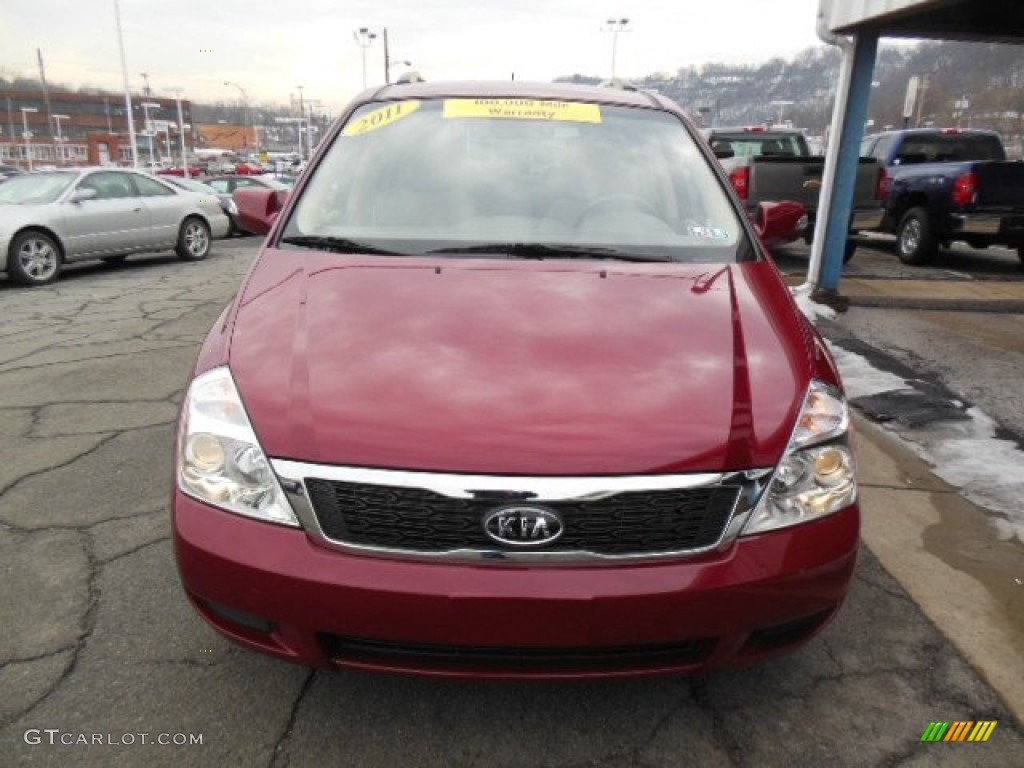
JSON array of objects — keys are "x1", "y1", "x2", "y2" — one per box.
[{"x1": 0, "y1": 167, "x2": 230, "y2": 286}]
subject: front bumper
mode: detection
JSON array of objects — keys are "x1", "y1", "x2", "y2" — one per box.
[
  {"x1": 0, "y1": 232, "x2": 12, "y2": 273},
  {"x1": 174, "y1": 491, "x2": 859, "y2": 679},
  {"x1": 208, "y1": 211, "x2": 231, "y2": 240}
]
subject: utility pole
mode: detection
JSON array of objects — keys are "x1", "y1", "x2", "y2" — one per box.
[
  {"x1": 383, "y1": 27, "x2": 390, "y2": 85},
  {"x1": 602, "y1": 17, "x2": 630, "y2": 80},
  {"x1": 37, "y1": 49, "x2": 53, "y2": 138}
]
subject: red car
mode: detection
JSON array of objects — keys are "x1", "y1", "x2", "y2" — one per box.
[
  {"x1": 233, "y1": 162, "x2": 265, "y2": 175},
  {"x1": 173, "y1": 81, "x2": 857, "y2": 679},
  {"x1": 156, "y1": 165, "x2": 205, "y2": 178}
]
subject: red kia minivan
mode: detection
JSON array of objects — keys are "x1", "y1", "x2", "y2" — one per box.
[{"x1": 172, "y1": 81, "x2": 858, "y2": 679}]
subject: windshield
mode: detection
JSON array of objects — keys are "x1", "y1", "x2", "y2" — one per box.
[
  {"x1": 895, "y1": 133, "x2": 1006, "y2": 163},
  {"x1": 282, "y1": 98, "x2": 746, "y2": 263},
  {"x1": 709, "y1": 131, "x2": 809, "y2": 157},
  {"x1": 164, "y1": 177, "x2": 217, "y2": 194},
  {"x1": 0, "y1": 172, "x2": 77, "y2": 204}
]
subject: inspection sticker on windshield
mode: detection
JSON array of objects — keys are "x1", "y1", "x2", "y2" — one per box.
[
  {"x1": 688, "y1": 225, "x2": 730, "y2": 239},
  {"x1": 342, "y1": 100, "x2": 421, "y2": 137},
  {"x1": 443, "y1": 99, "x2": 602, "y2": 124}
]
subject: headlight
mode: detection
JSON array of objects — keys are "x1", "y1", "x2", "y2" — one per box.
[
  {"x1": 177, "y1": 367, "x2": 298, "y2": 526},
  {"x1": 742, "y1": 381, "x2": 856, "y2": 535}
]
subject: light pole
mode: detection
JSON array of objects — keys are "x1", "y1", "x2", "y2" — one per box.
[
  {"x1": 141, "y1": 101, "x2": 160, "y2": 167},
  {"x1": 275, "y1": 117, "x2": 307, "y2": 161},
  {"x1": 52, "y1": 113, "x2": 69, "y2": 165},
  {"x1": 770, "y1": 100, "x2": 794, "y2": 126},
  {"x1": 21, "y1": 107, "x2": 38, "y2": 170},
  {"x1": 602, "y1": 17, "x2": 629, "y2": 80},
  {"x1": 223, "y1": 80, "x2": 250, "y2": 154},
  {"x1": 170, "y1": 88, "x2": 190, "y2": 178},
  {"x1": 113, "y1": 0, "x2": 139, "y2": 167},
  {"x1": 353, "y1": 27, "x2": 378, "y2": 88}
]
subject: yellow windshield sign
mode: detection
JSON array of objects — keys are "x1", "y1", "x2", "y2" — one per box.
[
  {"x1": 443, "y1": 99, "x2": 602, "y2": 124},
  {"x1": 342, "y1": 100, "x2": 421, "y2": 137}
]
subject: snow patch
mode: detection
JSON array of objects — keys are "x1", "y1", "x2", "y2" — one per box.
[
  {"x1": 794, "y1": 292, "x2": 837, "y2": 324},
  {"x1": 828, "y1": 343, "x2": 1024, "y2": 545}
]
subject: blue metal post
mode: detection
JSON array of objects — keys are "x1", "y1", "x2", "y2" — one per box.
[{"x1": 818, "y1": 30, "x2": 878, "y2": 293}]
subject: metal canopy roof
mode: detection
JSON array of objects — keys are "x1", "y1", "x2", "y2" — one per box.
[{"x1": 820, "y1": 0, "x2": 1024, "y2": 44}]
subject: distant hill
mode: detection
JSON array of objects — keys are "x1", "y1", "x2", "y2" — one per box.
[{"x1": 558, "y1": 39, "x2": 1024, "y2": 148}]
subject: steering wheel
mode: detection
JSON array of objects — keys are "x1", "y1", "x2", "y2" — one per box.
[{"x1": 573, "y1": 194, "x2": 660, "y2": 227}]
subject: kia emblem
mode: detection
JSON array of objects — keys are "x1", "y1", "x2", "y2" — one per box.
[{"x1": 483, "y1": 506, "x2": 564, "y2": 547}]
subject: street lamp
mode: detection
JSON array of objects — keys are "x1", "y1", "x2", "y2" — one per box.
[
  {"x1": 20, "y1": 107, "x2": 38, "y2": 171},
  {"x1": 113, "y1": 0, "x2": 139, "y2": 168},
  {"x1": 52, "y1": 113, "x2": 70, "y2": 166},
  {"x1": 141, "y1": 101, "x2": 161, "y2": 167},
  {"x1": 169, "y1": 87, "x2": 190, "y2": 178},
  {"x1": 223, "y1": 80, "x2": 250, "y2": 153},
  {"x1": 601, "y1": 17, "x2": 630, "y2": 80},
  {"x1": 353, "y1": 27, "x2": 378, "y2": 88}
]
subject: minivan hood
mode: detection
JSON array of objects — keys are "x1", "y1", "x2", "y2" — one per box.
[{"x1": 228, "y1": 250, "x2": 813, "y2": 475}]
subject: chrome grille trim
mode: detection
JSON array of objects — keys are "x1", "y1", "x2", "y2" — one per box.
[{"x1": 272, "y1": 459, "x2": 774, "y2": 565}]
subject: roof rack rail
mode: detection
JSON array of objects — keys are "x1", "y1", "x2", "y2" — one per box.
[
  {"x1": 599, "y1": 78, "x2": 639, "y2": 92},
  {"x1": 394, "y1": 71, "x2": 426, "y2": 84}
]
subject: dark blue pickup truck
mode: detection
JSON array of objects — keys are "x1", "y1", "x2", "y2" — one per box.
[{"x1": 860, "y1": 128, "x2": 1024, "y2": 265}]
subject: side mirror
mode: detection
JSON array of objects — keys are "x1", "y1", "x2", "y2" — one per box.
[
  {"x1": 69, "y1": 188, "x2": 98, "y2": 203},
  {"x1": 233, "y1": 187, "x2": 290, "y2": 235},
  {"x1": 754, "y1": 201, "x2": 808, "y2": 249}
]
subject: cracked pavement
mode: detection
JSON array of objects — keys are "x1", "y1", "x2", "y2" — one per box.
[{"x1": 1, "y1": 241, "x2": 1022, "y2": 767}]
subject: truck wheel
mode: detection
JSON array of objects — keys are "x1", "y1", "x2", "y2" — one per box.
[{"x1": 896, "y1": 207, "x2": 937, "y2": 265}]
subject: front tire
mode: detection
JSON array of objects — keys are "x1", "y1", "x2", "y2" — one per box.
[
  {"x1": 9, "y1": 231, "x2": 62, "y2": 286},
  {"x1": 176, "y1": 217, "x2": 211, "y2": 261},
  {"x1": 896, "y1": 207, "x2": 937, "y2": 265}
]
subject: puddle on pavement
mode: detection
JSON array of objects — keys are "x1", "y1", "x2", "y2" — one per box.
[
  {"x1": 859, "y1": 422, "x2": 1024, "y2": 656},
  {"x1": 922, "y1": 490, "x2": 1024, "y2": 659}
]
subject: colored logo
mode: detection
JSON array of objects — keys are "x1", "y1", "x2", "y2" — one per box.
[{"x1": 920, "y1": 721, "x2": 997, "y2": 742}]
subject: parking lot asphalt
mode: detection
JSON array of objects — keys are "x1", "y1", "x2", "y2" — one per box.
[{"x1": 1, "y1": 237, "x2": 1023, "y2": 767}]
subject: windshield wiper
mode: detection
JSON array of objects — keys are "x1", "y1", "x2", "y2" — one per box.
[
  {"x1": 278, "y1": 235, "x2": 404, "y2": 256},
  {"x1": 425, "y1": 242, "x2": 671, "y2": 262}
]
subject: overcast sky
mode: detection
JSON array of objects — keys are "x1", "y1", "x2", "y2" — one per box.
[{"x1": 0, "y1": 1, "x2": 830, "y2": 111}]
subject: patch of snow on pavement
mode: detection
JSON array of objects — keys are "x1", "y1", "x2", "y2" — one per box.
[
  {"x1": 794, "y1": 292, "x2": 837, "y2": 324},
  {"x1": 826, "y1": 343, "x2": 909, "y2": 400},
  {"x1": 828, "y1": 342, "x2": 1024, "y2": 545}
]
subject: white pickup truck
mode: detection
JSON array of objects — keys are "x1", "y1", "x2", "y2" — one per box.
[{"x1": 705, "y1": 126, "x2": 885, "y2": 261}]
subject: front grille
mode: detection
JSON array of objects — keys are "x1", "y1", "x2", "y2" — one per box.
[
  {"x1": 304, "y1": 478, "x2": 740, "y2": 556},
  {"x1": 321, "y1": 634, "x2": 716, "y2": 671}
]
